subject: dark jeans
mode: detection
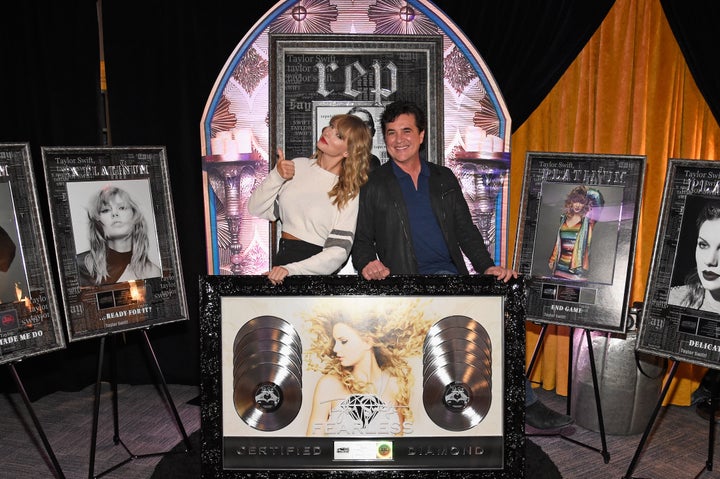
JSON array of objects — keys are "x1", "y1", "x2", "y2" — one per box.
[{"x1": 274, "y1": 238, "x2": 322, "y2": 266}]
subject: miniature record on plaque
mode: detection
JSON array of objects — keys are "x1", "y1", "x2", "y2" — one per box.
[
  {"x1": 0, "y1": 143, "x2": 65, "y2": 364},
  {"x1": 638, "y1": 159, "x2": 720, "y2": 368},
  {"x1": 42, "y1": 146, "x2": 187, "y2": 341},
  {"x1": 199, "y1": 275, "x2": 525, "y2": 478},
  {"x1": 513, "y1": 152, "x2": 645, "y2": 332}
]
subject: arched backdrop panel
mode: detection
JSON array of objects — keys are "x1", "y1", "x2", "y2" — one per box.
[{"x1": 200, "y1": 0, "x2": 511, "y2": 275}]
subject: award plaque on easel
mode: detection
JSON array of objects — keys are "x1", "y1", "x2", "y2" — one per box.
[
  {"x1": 514, "y1": 151, "x2": 646, "y2": 332},
  {"x1": 42, "y1": 146, "x2": 188, "y2": 341},
  {"x1": 0, "y1": 143, "x2": 65, "y2": 364}
]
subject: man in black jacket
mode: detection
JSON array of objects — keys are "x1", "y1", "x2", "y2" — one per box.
[{"x1": 352, "y1": 100, "x2": 572, "y2": 430}]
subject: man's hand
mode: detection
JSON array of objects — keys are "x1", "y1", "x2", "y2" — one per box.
[
  {"x1": 265, "y1": 266, "x2": 289, "y2": 285},
  {"x1": 484, "y1": 265, "x2": 518, "y2": 283},
  {"x1": 361, "y1": 260, "x2": 390, "y2": 280},
  {"x1": 275, "y1": 148, "x2": 295, "y2": 180}
]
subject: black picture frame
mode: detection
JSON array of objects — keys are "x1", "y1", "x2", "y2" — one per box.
[
  {"x1": 42, "y1": 146, "x2": 188, "y2": 341},
  {"x1": 269, "y1": 34, "x2": 444, "y2": 165},
  {"x1": 0, "y1": 143, "x2": 65, "y2": 365},
  {"x1": 638, "y1": 159, "x2": 720, "y2": 368},
  {"x1": 513, "y1": 151, "x2": 646, "y2": 332},
  {"x1": 199, "y1": 275, "x2": 525, "y2": 478}
]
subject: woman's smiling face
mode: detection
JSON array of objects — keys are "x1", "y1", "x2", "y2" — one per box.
[{"x1": 696, "y1": 217, "x2": 720, "y2": 292}]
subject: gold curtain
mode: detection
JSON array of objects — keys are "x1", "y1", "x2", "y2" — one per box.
[{"x1": 509, "y1": 0, "x2": 720, "y2": 406}]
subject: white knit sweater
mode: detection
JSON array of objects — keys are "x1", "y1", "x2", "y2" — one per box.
[{"x1": 247, "y1": 157, "x2": 358, "y2": 275}]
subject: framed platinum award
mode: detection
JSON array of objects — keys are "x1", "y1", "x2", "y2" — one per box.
[
  {"x1": 42, "y1": 146, "x2": 188, "y2": 341},
  {"x1": 0, "y1": 143, "x2": 65, "y2": 365},
  {"x1": 638, "y1": 159, "x2": 720, "y2": 369},
  {"x1": 513, "y1": 152, "x2": 646, "y2": 332},
  {"x1": 199, "y1": 275, "x2": 525, "y2": 478}
]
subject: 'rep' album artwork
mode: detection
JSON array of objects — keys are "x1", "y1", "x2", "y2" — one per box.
[
  {"x1": 42, "y1": 146, "x2": 187, "y2": 342},
  {"x1": 638, "y1": 160, "x2": 720, "y2": 369},
  {"x1": 514, "y1": 152, "x2": 645, "y2": 332},
  {"x1": 199, "y1": 275, "x2": 526, "y2": 478},
  {"x1": 0, "y1": 143, "x2": 65, "y2": 365}
]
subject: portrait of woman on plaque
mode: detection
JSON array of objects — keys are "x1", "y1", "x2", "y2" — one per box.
[
  {"x1": 531, "y1": 182, "x2": 621, "y2": 285},
  {"x1": 304, "y1": 301, "x2": 432, "y2": 437},
  {"x1": 0, "y1": 183, "x2": 29, "y2": 304},
  {"x1": 67, "y1": 180, "x2": 162, "y2": 287},
  {"x1": 668, "y1": 196, "x2": 720, "y2": 313}
]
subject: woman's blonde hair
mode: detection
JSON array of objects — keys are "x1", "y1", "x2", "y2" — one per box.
[
  {"x1": 304, "y1": 300, "x2": 432, "y2": 422},
  {"x1": 313, "y1": 114, "x2": 371, "y2": 209}
]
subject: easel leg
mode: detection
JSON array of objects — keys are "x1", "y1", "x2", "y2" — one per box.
[
  {"x1": 87, "y1": 330, "x2": 192, "y2": 478},
  {"x1": 88, "y1": 336, "x2": 106, "y2": 479},
  {"x1": 583, "y1": 329, "x2": 609, "y2": 463},
  {"x1": 140, "y1": 329, "x2": 192, "y2": 450},
  {"x1": 8, "y1": 363, "x2": 66, "y2": 479},
  {"x1": 623, "y1": 360, "x2": 679, "y2": 479},
  {"x1": 526, "y1": 323, "x2": 548, "y2": 378}
]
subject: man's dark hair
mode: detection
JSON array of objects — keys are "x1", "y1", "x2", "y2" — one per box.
[{"x1": 380, "y1": 100, "x2": 427, "y2": 136}]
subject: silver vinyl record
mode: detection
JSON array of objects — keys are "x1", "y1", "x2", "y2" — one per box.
[
  {"x1": 234, "y1": 339, "x2": 303, "y2": 372},
  {"x1": 235, "y1": 315, "x2": 301, "y2": 345},
  {"x1": 234, "y1": 362, "x2": 302, "y2": 431},
  {"x1": 423, "y1": 348, "x2": 491, "y2": 383},
  {"x1": 423, "y1": 327, "x2": 492, "y2": 354},
  {"x1": 423, "y1": 337, "x2": 491, "y2": 367},
  {"x1": 426, "y1": 315, "x2": 490, "y2": 341},
  {"x1": 234, "y1": 350, "x2": 303, "y2": 386},
  {"x1": 234, "y1": 327, "x2": 303, "y2": 357},
  {"x1": 423, "y1": 360, "x2": 491, "y2": 431}
]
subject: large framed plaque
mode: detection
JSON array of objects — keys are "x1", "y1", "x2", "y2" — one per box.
[
  {"x1": 0, "y1": 143, "x2": 65, "y2": 365},
  {"x1": 270, "y1": 34, "x2": 444, "y2": 165},
  {"x1": 199, "y1": 275, "x2": 525, "y2": 478},
  {"x1": 513, "y1": 152, "x2": 646, "y2": 332},
  {"x1": 638, "y1": 159, "x2": 720, "y2": 368},
  {"x1": 42, "y1": 146, "x2": 188, "y2": 341}
]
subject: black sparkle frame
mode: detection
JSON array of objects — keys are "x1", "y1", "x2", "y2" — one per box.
[{"x1": 199, "y1": 274, "x2": 525, "y2": 478}]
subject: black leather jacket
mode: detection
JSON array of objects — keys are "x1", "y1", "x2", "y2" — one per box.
[{"x1": 352, "y1": 161, "x2": 494, "y2": 275}]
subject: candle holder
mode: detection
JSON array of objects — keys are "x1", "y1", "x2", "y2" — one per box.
[
  {"x1": 204, "y1": 153, "x2": 262, "y2": 274},
  {"x1": 454, "y1": 153, "x2": 508, "y2": 259}
]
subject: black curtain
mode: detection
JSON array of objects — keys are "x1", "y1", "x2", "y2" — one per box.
[
  {"x1": 660, "y1": 0, "x2": 720, "y2": 127},
  {"x1": 3, "y1": 0, "x2": 714, "y2": 398}
]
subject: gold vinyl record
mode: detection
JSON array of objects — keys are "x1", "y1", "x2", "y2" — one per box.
[
  {"x1": 234, "y1": 362, "x2": 302, "y2": 431},
  {"x1": 423, "y1": 360, "x2": 491, "y2": 431}
]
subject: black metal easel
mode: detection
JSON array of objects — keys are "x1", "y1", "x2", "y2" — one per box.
[
  {"x1": 6, "y1": 362, "x2": 66, "y2": 479},
  {"x1": 87, "y1": 328, "x2": 192, "y2": 479},
  {"x1": 623, "y1": 360, "x2": 716, "y2": 479},
  {"x1": 526, "y1": 323, "x2": 610, "y2": 463}
]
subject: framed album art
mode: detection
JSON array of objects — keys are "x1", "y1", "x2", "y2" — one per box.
[
  {"x1": 0, "y1": 143, "x2": 65, "y2": 365},
  {"x1": 42, "y1": 146, "x2": 188, "y2": 342},
  {"x1": 269, "y1": 34, "x2": 444, "y2": 165},
  {"x1": 638, "y1": 159, "x2": 720, "y2": 369},
  {"x1": 513, "y1": 152, "x2": 646, "y2": 332},
  {"x1": 199, "y1": 275, "x2": 525, "y2": 478}
]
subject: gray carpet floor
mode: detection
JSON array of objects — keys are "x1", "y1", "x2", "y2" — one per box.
[{"x1": 3, "y1": 383, "x2": 720, "y2": 478}]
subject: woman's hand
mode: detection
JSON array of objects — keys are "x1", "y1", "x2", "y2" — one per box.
[
  {"x1": 265, "y1": 265, "x2": 289, "y2": 285},
  {"x1": 275, "y1": 148, "x2": 295, "y2": 180}
]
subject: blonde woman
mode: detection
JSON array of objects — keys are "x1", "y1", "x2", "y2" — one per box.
[
  {"x1": 304, "y1": 301, "x2": 431, "y2": 436},
  {"x1": 248, "y1": 114, "x2": 371, "y2": 284}
]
